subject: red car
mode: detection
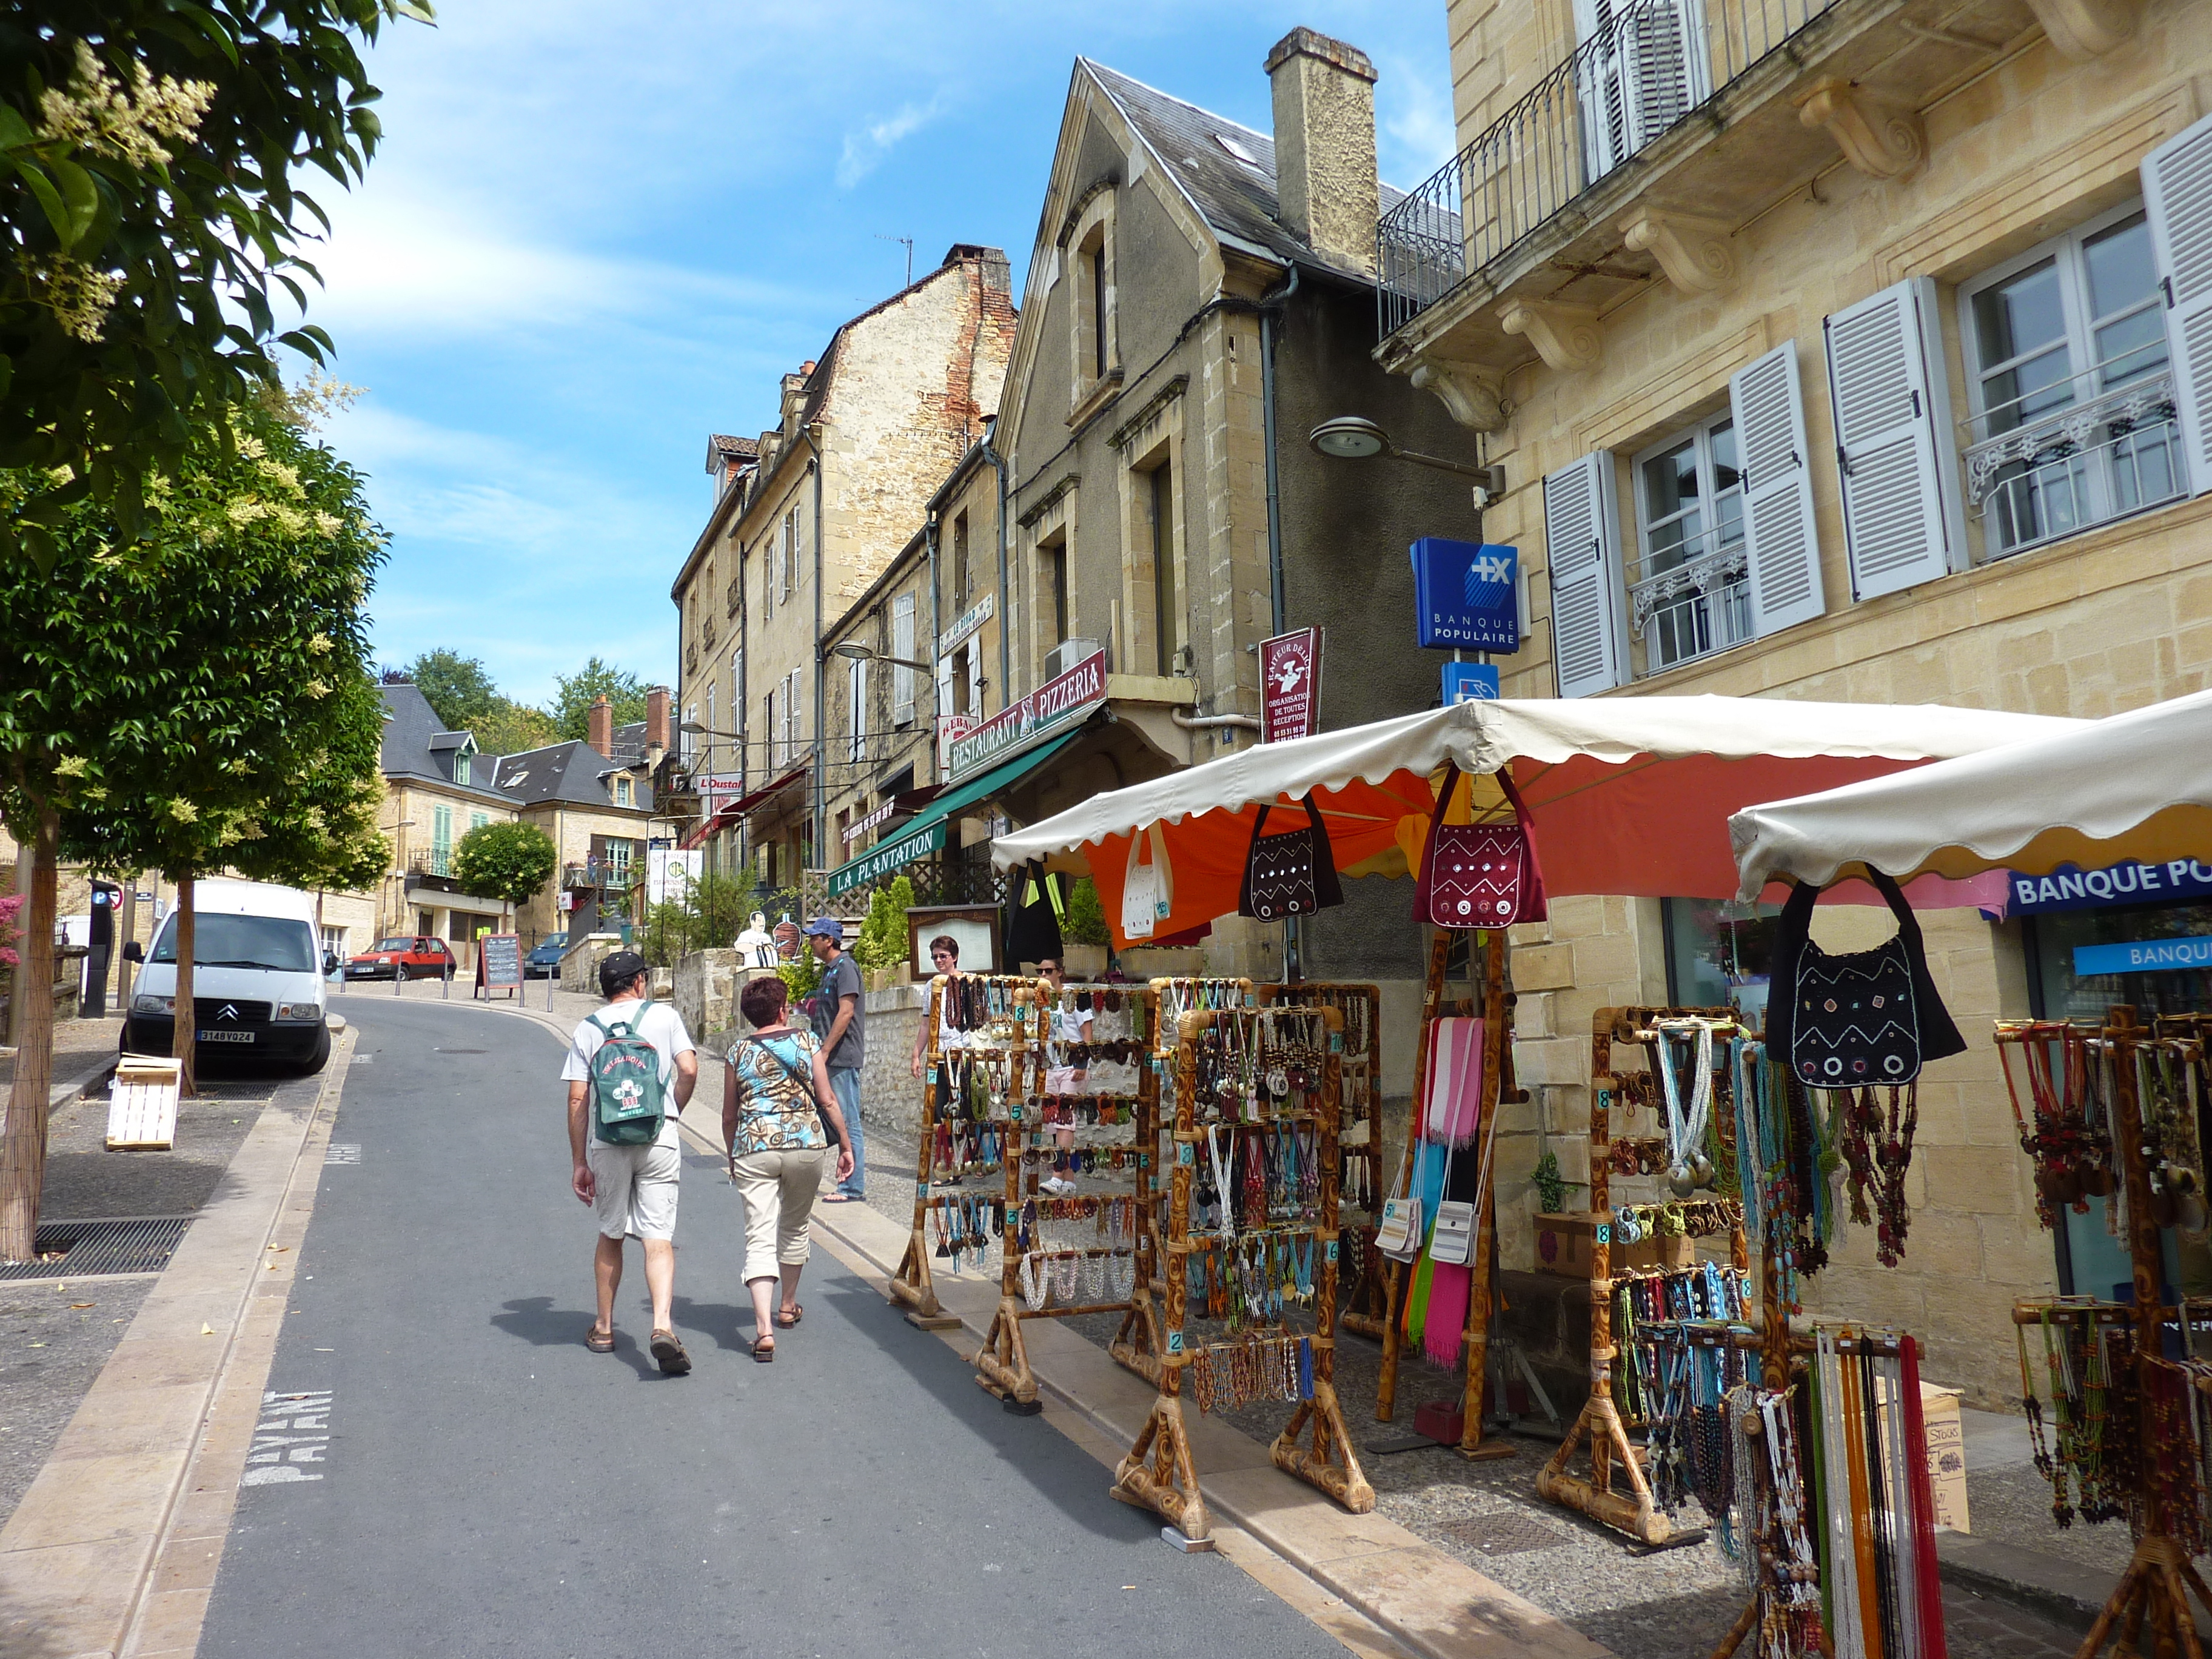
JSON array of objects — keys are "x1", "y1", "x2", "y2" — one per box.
[{"x1": 346, "y1": 935, "x2": 457, "y2": 982}]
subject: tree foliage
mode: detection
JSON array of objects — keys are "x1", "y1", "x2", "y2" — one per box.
[
  {"x1": 0, "y1": 2, "x2": 432, "y2": 560},
  {"x1": 451, "y1": 820, "x2": 556, "y2": 910},
  {"x1": 641, "y1": 873, "x2": 757, "y2": 969},
  {"x1": 853, "y1": 875, "x2": 915, "y2": 973},
  {"x1": 549, "y1": 655, "x2": 648, "y2": 743},
  {"x1": 402, "y1": 647, "x2": 559, "y2": 756},
  {"x1": 1062, "y1": 876, "x2": 1109, "y2": 947}
]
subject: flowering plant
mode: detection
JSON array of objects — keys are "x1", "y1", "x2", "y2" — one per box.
[{"x1": 0, "y1": 892, "x2": 22, "y2": 969}]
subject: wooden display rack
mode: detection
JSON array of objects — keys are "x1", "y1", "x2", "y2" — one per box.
[
  {"x1": 1260, "y1": 983, "x2": 1386, "y2": 1337},
  {"x1": 1997, "y1": 1008, "x2": 2212, "y2": 1659},
  {"x1": 1111, "y1": 1001, "x2": 1375, "y2": 1540},
  {"x1": 974, "y1": 980, "x2": 1155, "y2": 1410},
  {"x1": 1536, "y1": 1005, "x2": 1744, "y2": 1547}
]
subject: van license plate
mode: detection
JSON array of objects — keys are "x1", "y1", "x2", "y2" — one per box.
[{"x1": 198, "y1": 1029, "x2": 256, "y2": 1044}]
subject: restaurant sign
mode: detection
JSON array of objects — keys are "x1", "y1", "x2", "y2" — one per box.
[{"x1": 947, "y1": 646, "x2": 1106, "y2": 780}]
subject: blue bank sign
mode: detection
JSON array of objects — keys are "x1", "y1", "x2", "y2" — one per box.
[
  {"x1": 1411, "y1": 538, "x2": 1521, "y2": 652},
  {"x1": 2074, "y1": 936, "x2": 2212, "y2": 977},
  {"x1": 1443, "y1": 662, "x2": 1500, "y2": 703},
  {"x1": 2010, "y1": 859, "x2": 2212, "y2": 914}
]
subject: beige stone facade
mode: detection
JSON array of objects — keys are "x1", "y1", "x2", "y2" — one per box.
[{"x1": 1377, "y1": 0, "x2": 2210, "y2": 1401}]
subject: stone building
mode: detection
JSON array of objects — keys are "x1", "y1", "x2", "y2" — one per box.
[
  {"x1": 489, "y1": 691, "x2": 662, "y2": 945},
  {"x1": 669, "y1": 247, "x2": 1019, "y2": 893},
  {"x1": 1373, "y1": 0, "x2": 2212, "y2": 1400}
]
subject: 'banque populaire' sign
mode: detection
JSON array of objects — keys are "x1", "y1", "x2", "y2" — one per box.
[
  {"x1": 1411, "y1": 538, "x2": 1521, "y2": 652},
  {"x1": 947, "y1": 646, "x2": 1106, "y2": 781}
]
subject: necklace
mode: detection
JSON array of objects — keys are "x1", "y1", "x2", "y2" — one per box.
[
  {"x1": 1019, "y1": 1250, "x2": 1048, "y2": 1310},
  {"x1": 1656, "y1": 1019, "x2": 1717, "y2": 1197}
]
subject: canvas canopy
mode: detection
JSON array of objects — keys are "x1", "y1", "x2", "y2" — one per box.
[
  {"x1": 992, "y1": 697, "x2": 2080, "y2": 948},
  {"x1": 1729, "y1": 687, "x2": 2212, "y2": 899}
]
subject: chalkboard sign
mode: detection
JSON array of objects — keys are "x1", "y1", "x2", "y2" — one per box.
[{"x1": 475, "y1": 933, "x2": 523, "y2": 999}]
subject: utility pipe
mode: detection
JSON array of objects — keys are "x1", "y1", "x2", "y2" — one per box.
[{"x1": 1258, "y1": 263, "x2": 1299, "y2": 638}]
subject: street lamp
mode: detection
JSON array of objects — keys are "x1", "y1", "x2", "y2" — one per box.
[
  {"x1": 678, "y1": 720, "x2": 745, "y2": 740},
  {"x1": 1308, "y1": 415, "x2": 1506, "y2": 509},
  {"x1": 830, "y1": 641, "x2": 934, "y2": 673}
]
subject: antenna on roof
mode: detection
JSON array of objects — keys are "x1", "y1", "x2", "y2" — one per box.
[{"x1": 875, "y1": 233, "x2": 915, "y2": 288}]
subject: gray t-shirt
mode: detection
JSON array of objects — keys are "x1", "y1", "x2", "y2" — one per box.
[{"x1": 813, "y1": 952, "x2": 864, "y2": 1071}]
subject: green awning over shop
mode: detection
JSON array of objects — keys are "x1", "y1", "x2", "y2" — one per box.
[{"x1": 826, "y1": 731, "x2": 1082, "y2": 896}]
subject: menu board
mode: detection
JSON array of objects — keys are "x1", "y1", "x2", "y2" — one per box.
[{"x1": 476, "y1": 933, "x2": 523, "y2": 998}]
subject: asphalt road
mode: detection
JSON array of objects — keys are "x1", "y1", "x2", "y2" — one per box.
[{"x1": 198, "y1": 997, "x2": 1350, "y2": 1659}]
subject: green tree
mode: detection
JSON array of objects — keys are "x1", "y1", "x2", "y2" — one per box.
[
  {"x1": 406, "y1": 648, "x2": 499, "y2": 732},
  {"x1": 474, "y1": 698, "x2": 558, "y2": 757},
  {"x1": 0, "y1": 2, "x2": 432, "y2": 561},
  {"x1": 641, "y1": 872, "x2": 757, "y2": 969},
  {"x1": 853, "y1": 875, "x2": 916, "y2": 973},
  {"x1": 549, "y1": 656, "x2": 648, "y2": 742},
  {"x1": 0, "y1": 403, "x2": 386, "y2": 1258},
  {"x1": 451, "y1": 820, "x2": 557, "y2": 911},
  {"x1": 1062, "y1": 876, "x2": 1109, "y2": 947}
]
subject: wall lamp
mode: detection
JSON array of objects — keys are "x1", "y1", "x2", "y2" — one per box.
[
  {"x1": 830, "y1": 642, "x2": 934, "y2": 673},
  {"x1": 1308, "y1": 415, "x2": 1507, "y2": 511}
]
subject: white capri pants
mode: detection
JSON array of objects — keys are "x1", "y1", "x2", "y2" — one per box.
[{"x1": 731, "y1": 1148, "x2": 828, "y2": 1282}]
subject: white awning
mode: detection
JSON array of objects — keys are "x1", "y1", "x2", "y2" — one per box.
[{"x1": 1729, "y1": 688, "x2": 2212, "y2": 897}]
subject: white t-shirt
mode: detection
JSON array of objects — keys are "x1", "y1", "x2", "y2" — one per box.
[{"x1": 561, "y1": 997, "x2": 696, "y2": 1150}]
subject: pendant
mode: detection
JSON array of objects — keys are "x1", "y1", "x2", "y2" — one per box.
[
  {"x1": 1667, "y1": 1164, "x2": 1697, "y2": 1199},
  {"x1": 1690, "y1": 1152, "x2": 1714, "y2": 1188}
]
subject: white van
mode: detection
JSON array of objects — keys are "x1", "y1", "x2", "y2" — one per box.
[{"x1": 124, "y1": 879, "x2": 333, "y2": 1074}]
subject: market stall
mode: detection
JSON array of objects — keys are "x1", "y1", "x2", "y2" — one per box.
[{"x1": 1728, "y1": 688, "x2": 2212, "y2": 1659}]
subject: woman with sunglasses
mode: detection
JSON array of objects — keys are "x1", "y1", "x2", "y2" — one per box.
[{"x1": 909, "y1": 933, "x2": 964, "y2": 1078}]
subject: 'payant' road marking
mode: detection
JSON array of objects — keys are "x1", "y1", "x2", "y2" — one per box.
[{"x1": 242, "y1": 1390, "x2": 332, "y2": 1486}]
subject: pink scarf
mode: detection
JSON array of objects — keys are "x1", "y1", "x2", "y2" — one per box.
[{"x1": 1421, "y1": 1017, "x2": 1484, "y2": 1147}]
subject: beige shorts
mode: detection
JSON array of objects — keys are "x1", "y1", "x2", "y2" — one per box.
[{"x1": 588, "y1": 1137, "x2": 681, "y2": 1241}]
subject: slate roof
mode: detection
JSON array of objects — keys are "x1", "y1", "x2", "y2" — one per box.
[
  {"x1": 489, "y1": 741, "x2": 654, "y2": 812},
  {"x1": 1079, "y1": 59, "x2": 1407, "y2": 277},
  {"x1": 378, "y1": 683, "x2": 649, "y2": 813}
]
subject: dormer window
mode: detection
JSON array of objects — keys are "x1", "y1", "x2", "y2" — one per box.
[
  {"x1": 454, "y1": 754, "x2": 470, "y2": 787},
  {"x1": 615, "y1": 775, "x2": 634, "y2": 808}
]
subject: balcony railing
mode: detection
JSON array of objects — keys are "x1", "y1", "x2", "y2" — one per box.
[
  {"x1": 1378, "y1": 0, "x2": 1843, "y2": 336},
  {"x1": 1962, "y1": 365, "x2": 2183, "y2": 561},
  {"x1": 408, "y1": 848, "x2": 452, "y2": 879},
  {"x1": 1627, "y1": 521, "x2": 1753, "y2": 674},
  {"x1": 564, "y1": 859, "x2": 635, "y2": 891}
]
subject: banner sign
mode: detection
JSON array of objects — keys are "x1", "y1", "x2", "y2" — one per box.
[
  {"x1": 941, "y1": 592, "x2": 996, "y2": 652},
  {"x1": 694, "y1": 772, "x2": 745, "y2": 806},
  {"x1": 1411, "y1": 538, "x2": 1521, "y2": 652},
  {"x1": 2009, "y1": 859, "x2": 2212, "y2": 914},
  {"x1": 647, "y1": 846, "x2": 701, "y2": 905},
  {"x1": 1259, "y1": 628, "x2": 1321, "y2": 743},
  {"x1": 1442, "y1": 662, "x2": 1501, "y2": 703},
  {"x1": 475, "y1": 933, "x2": 523, "y2": 999},
  {"x1": 845, "y1": 797, "x2": 903, "y2": 845},
  {"x1": 828, "y1": 819, "x2": 948, "y2": 896},
  {"x1": 948, "y1": 646, "x2": 1106, "y2": 780},
  {"x1": 2074, "y1": 935, "x2": 2212, "y2": 976}
]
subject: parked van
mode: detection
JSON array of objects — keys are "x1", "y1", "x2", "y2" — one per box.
[{"x1": 123, "y1": 880, "x2": 332, "y2": 1074}]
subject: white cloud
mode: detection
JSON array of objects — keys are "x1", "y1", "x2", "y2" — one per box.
[
  {"x1": 836, "y1": 93, "x2": 951, "y2": 189},
  {"x1": 1376, "y1": 49, "x2": 1459, "y2": 185}
]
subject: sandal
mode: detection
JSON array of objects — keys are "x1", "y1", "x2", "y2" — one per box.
[
  {"x1": 774, "y1": 1304, "x2": 803, "y2": 1328},
  {"x1": 649, "y1": 1329, "x2": 692, "y2": 1376},
  {"x1": 750, "y1": 1335, "x2": 776, "y2": 1363},
  {"x1": 585, "y1": 1325, "x2": 615, "y2": 1354}
]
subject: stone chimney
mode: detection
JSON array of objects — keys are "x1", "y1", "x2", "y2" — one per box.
[
  {"x1": 646, "y1": 686, "x2": 671, "y2": 762},
  {"x1": 1265, "y1": 28, "x2": 1379, "y2": 278},
  {"x1": 588, "y1": 694, "x2": 613, "y2": 759}
]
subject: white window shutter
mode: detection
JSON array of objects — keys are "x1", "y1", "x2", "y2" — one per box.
[
  {"x1": 968, "y1": 643, "x2": 985, "y2": 716},
  {"x1": 849, "y1": 659, "x2": 866, "y2": 763},
  {"x1": 1824, "y1": 276, "x2": 1960, "y2": 600},
  {"x1": 1544, "y1": 452, "x2": 1626, "y2": 697},
  {"x1": 891, "y1": 594, "x2": 917, "y2": 722},
  {"x1": 935, "y1": 651, "x2": 954, "y2": 720},
  {"x1": 2143, "y1": 109, "x2": 2212, "y2": 496},
  {"x1": 1729, "y1": 342, "x2": 1826, "y2": 635},
  {"x1": 786, "y1": 668, "x2": 802, "y2": 766}
]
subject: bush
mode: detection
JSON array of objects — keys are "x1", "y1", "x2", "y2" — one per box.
[
  {"x1": 1062, "y1": 876, "x2": 1109, "y2": 947},
  {"x1": 451, "y1": 822, "x2": 558, "y2": 909},
  {"x1": 640, "y1": 873, "x2": 760, "y2": 968},
  {"x1": 853, "y1": 875, "x2": 915, "y2": 973}
]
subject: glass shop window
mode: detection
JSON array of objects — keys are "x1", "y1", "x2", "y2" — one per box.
[{"x1": 1661, "y1": 897, "x2": 1783, "y2": 1031}]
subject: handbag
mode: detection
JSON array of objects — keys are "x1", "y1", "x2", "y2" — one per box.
[
  {"x1": 1374, "y1": 1193, "x2": 1424, "y2": 1262},
  {"x1": 1765, "y1": 870, "x2": 1966, "y2": 1088},
  {"x1": 1429, "y1": 1198, "x2": 1476, "y2": 1267},
  {"x1": 1119, "y1": 825, "x2": 1174, "y2": 941},
  {"x1": 1238, "y1": 795, "x2": 1343, "y2": 921},
  {"x1": 1414, "y1": 762, "x2": 1548, "y2": 929}
]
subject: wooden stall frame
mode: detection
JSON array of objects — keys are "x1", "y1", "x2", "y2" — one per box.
[
  {"x1": 1535, "y1": 1005, "x2": 1743, "y2": 1547},
  {"x1": 1111, "y1": 1002, "x2": 1375, "y2": 1538}
]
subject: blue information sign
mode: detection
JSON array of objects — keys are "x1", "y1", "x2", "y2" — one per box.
[
  {"x1": 2074, "y1": 936, "x2": 2212, "y2": 976},
  {"x1": 1443, "y1": 662, "x2": 1500, "y2": 703},
  {"x1": 1411, "y1": 538, "x2": 1521, "y2": 652},
  {"x1": 2011, "y1": 860, "x2": 2212, "y2": 914}
]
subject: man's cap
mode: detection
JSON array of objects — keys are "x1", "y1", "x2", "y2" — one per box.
[
  {"x1": 598, "y1": 948, "x2": 649, "y2": 993},
  {"x1": 802, "y1": 917, "x2": 843, "y2": 940}
]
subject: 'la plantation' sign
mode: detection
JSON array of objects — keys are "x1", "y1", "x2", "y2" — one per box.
[{"x1": 947, "y1": 647, "x2": 1107, "y2": 781}]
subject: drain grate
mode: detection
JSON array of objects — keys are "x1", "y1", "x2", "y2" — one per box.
[
  {"x1": 1436, "y1": 1512, "x2": 1566, "y2": 1557},
  {"x1": 2, "y1": 1215, "x2": 193, "y2": 1281}
]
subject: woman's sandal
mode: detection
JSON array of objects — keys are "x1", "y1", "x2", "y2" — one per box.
[
  {"x1": 751, "y1": 1335, "x2": 776, "y2": 1363},
  {"x1": 774, "y1": 1304, "x2": 803, "y2": 1328},
  {"x1": 585, "y1": 1326, "x2": 615, "y2": 1354}
]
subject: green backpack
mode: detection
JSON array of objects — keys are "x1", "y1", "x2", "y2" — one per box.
[{"x1": 588, "y1": 1000, "x2": 666, "y2": 1145}]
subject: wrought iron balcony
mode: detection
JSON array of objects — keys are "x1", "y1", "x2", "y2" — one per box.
[
  {"x1": 1378, "y1": 0, "x2": 1852, "y2": 343},
  {"x1": 1962, "y1": 365, "x2": 2183, "y2": 560},
  {"x1": 1627, "y1": 521, "x2": 1754, "y2": 675},
  {"x1": 564, "y1": 860, "x2": 635, "y2": 891},
  {"x1": 407, "y1": 847, "x2": 452, "y2": 880}
]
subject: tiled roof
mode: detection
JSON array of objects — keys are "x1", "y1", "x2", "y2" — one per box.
[{"x1": 709, "y1": 434, "x2": 759, "y2": 458}]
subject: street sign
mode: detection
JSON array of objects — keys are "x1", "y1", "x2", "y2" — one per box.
[
  {"x1": 1442, "y1": 662, "x2": 1500, "y2": 703},
  {"x1": 1259, "y1": 628, "x2": 1321, "y2": 742},
  {"x1": 1411, "y1": 538, "x2": 1521, "y2": 652},
  {"x1": 475, "y1": 933, "x2": 523, "y2": 1000},
  {"x1": 947, "y1": 646, "x2": 1106, "y2": 780}
]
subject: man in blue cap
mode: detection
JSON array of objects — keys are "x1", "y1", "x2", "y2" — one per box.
[{"x1": 803, "y1": 917, "x2": 866, "y2": 1201}]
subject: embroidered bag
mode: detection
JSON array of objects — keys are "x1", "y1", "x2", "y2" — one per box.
[
  {"x1": 1237, "y1": 795, "x2": 1343, "y2": 921},
  {"x1": 1414, "y1": 762, "x2": 1548, "y2": 929},
  {"x1": 1766, "y1": 870, "x2": 1966, "y2": 1088},
  {"x1": 1119, "y1": 825, "x2": 1174, "y2": 940}
]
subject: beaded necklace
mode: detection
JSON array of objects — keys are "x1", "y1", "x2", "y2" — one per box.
[{"x1": 1656, "y1": 1018, "x2": 1717, "y2": 1198}]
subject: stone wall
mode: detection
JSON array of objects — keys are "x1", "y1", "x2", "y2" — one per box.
[
  {"x1": 859, "y1": 984, "x2": 925, "y2": 1141},
  {"x1": 672, "y1": 950, "x2": 739, "y2": 1048},
  {"x1": 559, "y1": 933, "x2": 624, "y2": 995}
]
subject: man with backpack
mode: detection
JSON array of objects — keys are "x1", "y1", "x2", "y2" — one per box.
[{"x1": 563, "y1": 948, "x2": 699, "y2": 1373}]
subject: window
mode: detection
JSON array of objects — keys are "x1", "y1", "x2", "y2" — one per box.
[
  {"x1": 1148, "y1": 461, "x2": 1182, "y2": 675},
  {"x1": 784, "y1": 667, "x2": 802, "y2": 766},
  {"x1": 1629, "y1": 414, "x2": 1751, "y2": 672},
  {"x1": 730, "y1": 646, "x2": 745, "y2": 788},
  {"x1": 431, "y1": 804, "x2": 453, "y2": 877},
  {"x1": 682, "y1": 703, "x2": 697, "y2": 764},
  {"x1": 1960, "y1": 205, "x2": 2182, "y2": 560},
  {"x1": 763, "y1": 686, "x2": 777, "y2": 768},
  {"x1": 952, "y1": 512, "x2": 970, "y2": 608},
  {"x1": 1040, "y1": 531, "x2": 1068, "y2": 649},
  {"x1": 615, "y1": 776, "x2": 634, "y2": 808},
  {"x1": 761, "y1": 543, "x2": 773, "y2": 621},
  {"x1": 1574, "y1": 0, "x2": 1703, "y2": 183},
  {"x1": 469, "y1": 811, "x2": 489, "y2": 832},
  {"x1": 1073, "y1": 223, "x2": 1114, "y2": 390},
  {"x1": 891, "y1": 594, "x2": 916, "y2": 725},
  {"x1": 951, "y1": 645, "x2": 971, "y2": 716},
  {"x1": 454, "y1": 753, "x2": 470, "y2": 787},
  {"x1": 1091, "y1": 243, "x2": 1109, "y2": 380},
  {"x1": 781, "y1": 509, "x2": 798, "y2": 598}
]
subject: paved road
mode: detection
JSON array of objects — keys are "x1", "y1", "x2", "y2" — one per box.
[{"x1": 199, "y1": 998, "x2": 1350, "y2": 1659}]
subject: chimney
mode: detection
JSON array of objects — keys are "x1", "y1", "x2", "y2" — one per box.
[
  {"x1": 646, "y1": 686, "x2": 671, "y2": 762},
  {"x1": 1265, "y1": 28, "x2": 1379, "y2": 278},
  {"x1": 588, "y1": 694, "x2": 613, "y2": 759}
]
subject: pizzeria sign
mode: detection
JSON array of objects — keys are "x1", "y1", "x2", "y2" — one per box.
[{"x1": 947, "y1": 646, "x2": 1107, "y2": 781}]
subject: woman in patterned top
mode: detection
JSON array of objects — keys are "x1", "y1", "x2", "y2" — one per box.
[{"x1": 722, "y1": 975, "x2": 854, "y2": 1361}]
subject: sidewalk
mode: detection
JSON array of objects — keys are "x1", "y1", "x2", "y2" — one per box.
[{"x1": 0, "y1": 1012, "x2": 125, "y2": 1109}]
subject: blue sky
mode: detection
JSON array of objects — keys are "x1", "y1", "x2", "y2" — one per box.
[{"x1": 300, "y1": 2, "x2": 1458, "y2": 706}]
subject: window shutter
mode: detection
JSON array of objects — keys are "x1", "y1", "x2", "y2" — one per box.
[
  {"x1": 1543, "y1": 452, "x2": 1626, "y2": 697},
  {"x1": 1729, "y1": 342, "x2": 1826, "y2": 635},
  {"x1": 1823, "y1": 276, "x2": 1960, "y2": 600},
  {"x1": 935, "y1": 651, "x2": 954, "y2": 724},
  {"x1": 2143, "y1": 109, "x2": 2212, "y2": 496},
  {"x1": 891, "y1": 594, "x2": 917, "y2": 722},
  {"x1": 849, "y1": 658, "x2": 866, "y2": 763},
  {"x1": 967, "y1": 642, "x2": 985, "y2": 716},
  {"x1": 786, "y1": 668, "x2": 802, "y2": 766}
]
